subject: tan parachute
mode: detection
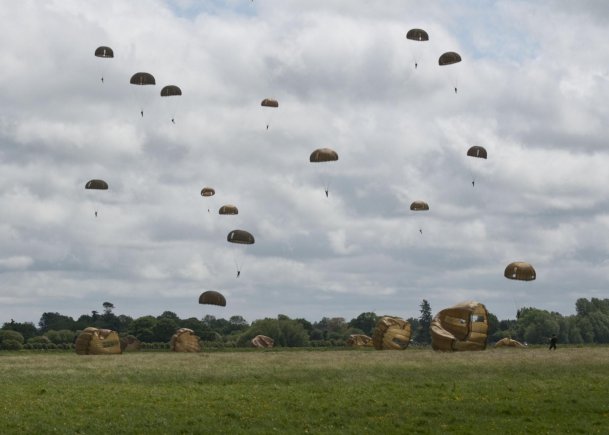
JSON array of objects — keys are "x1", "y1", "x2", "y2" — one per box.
[
  {"x1": 200, "y1": 187, "x2": 215, "y2": 197},
  {"x1": 129, "y1": 72, "x2": 156, "y2": 117},
  {"x1": 504, "y1": 262, "x2": 536, "y2": 281},
  {"x1": 431, "y1": 301, "x2": 489, "y2": 351},
  {"x1": 372, "y1": 316, "x2": 412, "y2": 350},
  {"x1": 410, "y1": 201, "x2": 429, "y2": 211},
  {"x1": 199, "y1": 290, "x2": 226, "y2": 307},
  {"x1": 251, "y1": 335, "x2": 274, "y2": 348},
  {"x1": 346, "y1": 334, "x2": 374, "y2": 347},
  {"x1": 219, "y1": 204, "x2": 238, "y2": 215},
  {"x1": 170, "y1": 328, "x2": 201, "y2": 352},
  {"x1": 75, "y1": 327, "x2": 122, "y2": 355},
  {"x1": 310, "y1": 148, "x2": 339, "y2": 197},
  {"x1": 261, "y1": 98, "x2": 278, "y2": 129},
  {"x1": 120, "y1": 335, "x2": 141, "y2": 352},
  {"x1": 495, "y1": 337, "x2": 526, "y2": 348}
]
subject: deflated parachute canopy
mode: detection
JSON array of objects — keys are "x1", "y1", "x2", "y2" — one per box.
[
  {"x1": 410, "y1": 201, "x2": 429, "y2": 211},
  {"x1": 200, "y1": 187, "x2": 215, "y2": 197},
  {"x1": 251, "y1": 335, "x2": 274, "y2": 348},
  {"x1": 372, "y1": 316, "x2": 412, "y2": 350},
  {"x1": 219, "y1": 205, "x2": 238, "y2": 215},
  {"x1": 170, "y1": 328, "x2": 201, "y2": 352},
  {"x1": 495, "y1": 337, "x2": 526, "y2": 348},
  {"x1": 160, "y1": 85, "x2": 182, "y2": 97},
  {"x1": 120, "y1": 335, "x2": 141, "y2": 352},
  {"x1": 199, "y1": 290, "x2": 226, "y2": 307},
  {"x1": 75, "y1": 327, "x2": 122, "y2": 355},
  {"x1": 227, "y1": 229, "x2": 255, "y2": 245},
  {"x1": 310, "y1": 148, "x2": 339, "y2": 163},
  {"x1": 94, "y1": 46, "x2": 114, "y2": 58},
  {"x1": 467, "y1": 146, "x2": 487, "y2": 159},
  {"x1": 504, "y1": 262, "x2": 536, "y2": 281},
  {"x1": 85, "y1": 179, "x2": 108, "y2": 190},
  {"x1": 346, "y1": 334, "x2": 374, "y2": 347},
  {"x1": 406, "y1": 29, "x2": 429, "y2": 41},
  {"x1": 431, "y1": 301, "x2": 489, "y2": 351},
  {"x1": 130, "y1": 72, "x2": 156, "y2": 85},
  {"x1": 261, "y1": 98, "x2": 279, "y2": 108},
  {"x1": 439, "y1": 51, "x2": 462, "y2": 66}
]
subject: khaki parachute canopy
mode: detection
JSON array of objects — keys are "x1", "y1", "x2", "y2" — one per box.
[
  {"x1": 261, "y1": 98, "x2": 279, "y2": 108},
  {"x1": 200, "y1": 187, "x2": 215, "y2": 197},
  {"x1": 85, "y1": 179, "x2": 108, "y2": 190},
  {"x1": 410, "y1": 201, "x2": 429, "y2": 211},
  {"x1": 227, "y1": 229, "x2": 255, "y2": 245},
  {"x1": 310, "y1": 148, "x2": 339, "y2": 163},
  {"x1": 199, "y1": 290, "x2": 226, "y2": 307},
  {"x1": 346, "y1": 334, "x2": 374, "y2": 347},
  {"x1": 495, "y1": 337, "x2": 526, "y2": 348},
  {"x1": 372, "y1": 316, "x2": 412, "y2": 350},
  {"x1": 467, "y1": 146, "x2": 487, "y2": 159},
  {"x1": 94, "y1": 46, "x2": 114, "y2": 58},
  {"x1": 439, "y1": 51, "x2": 462, "y2": 66},
  {"x1": 130, "y1": 72, "x2": 156, "y2": 85},
  {"x1": 431, "y1": 301, "x2": 489, "y2": 351},
  {"x1": 251, "y1": 335, "x2": 274, "y2": 348},
  {"x1": 219, "y1": 204, "x2": 238, "y2": 215},
  {"x1": 120, "y1": 335, "x2": 141, "y2": 352},
  {"x1": 170, "y1": 328, "x2": 201, "y2": 352},
  {"x1": 160, "y1": 85, "x2": 182, "y2": 97},
  {"x1": 75, "y1": 327, "x2": 122, "y2": 355},
  {"x1": 504, "y1": 262, "x2": 536, "y2": 281},
  {"x1": 406, "y1": 29, "x2": 429, "y2": 41}
]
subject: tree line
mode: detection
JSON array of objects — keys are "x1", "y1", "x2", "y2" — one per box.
[{"x1": 2, "y1": 298, "x2": 609, "y2": 350}]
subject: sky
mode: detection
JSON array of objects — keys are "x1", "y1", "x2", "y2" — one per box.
[{"x1": 1, "y1": 0, "x2": 609, "y2": 325}]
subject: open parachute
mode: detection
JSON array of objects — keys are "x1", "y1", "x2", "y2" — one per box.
[
  {"x1": 504, "y1": 262, "x2": 536, "y2": 281},
  {"x1": 75, "y1": 327, "x2": 121, "y2": 355},
  {"x1": 219, "y1": 204, "x2": 238, "y2": 215},
  {"x1": 431, "y1": 301, "x2": 489, "y2": 351},
  {"x1": 372, "y1": 316, "x2": 412, "y2": 350},
  {"x1": 85, "y1": 179, "x2": 108, "y2": 190},
  {"x1": 199, "y1": 290, "x2": 226, "y2": 307}
]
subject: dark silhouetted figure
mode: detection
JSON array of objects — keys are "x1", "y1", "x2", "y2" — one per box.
[
  {"x1": 415, "y1": 62, "x2": 418, "y2": 69},
  {"x1": 101, "y1": 77, "x2": 104, "y2": 83},
  {"x1": 549, "y1": 334, "x2": 557, "y2": 350},
  {"x1": 171, "y1": 118, "x2": 175, "y2": 124},
  {"x1": 454, "y1": 87, "x2": 458, "y2": 94},
  {"x1": 419, "y1": 228, "x2": 423, "y2": 235},
  {"x1": 237, "y1": 270, "x2": 241, "y2": 278},
  {"x1": 266, "y1": 124, "x2": 269, "y2": 130},
  {"x1": 472, "y1": 180, "x2": 475, "y2": 187},
  {"x1": 325, "y1": 189, "x2": 329, "y2": 198},
  {"x1": 140, "y1": 110, "x2": 144, "y2": 117},
  {"x1": 95, "y1": 211, "x2": 98, "y2": 218}
]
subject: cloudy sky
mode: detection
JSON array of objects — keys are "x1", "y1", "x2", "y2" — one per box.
[{"x1": 2, "y1": 0, "x2": 609, "y2": 325}]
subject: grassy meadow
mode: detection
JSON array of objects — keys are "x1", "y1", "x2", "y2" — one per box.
[{"x1": 1, "y1": 347, "x2": 608, "y2": 434}]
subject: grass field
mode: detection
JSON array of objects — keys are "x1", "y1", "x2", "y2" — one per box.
[{"x1": 1, "y1": 347, "x2": 608, "y2": 434}]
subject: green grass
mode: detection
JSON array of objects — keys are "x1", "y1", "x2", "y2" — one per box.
[{"x1": 1, "y1": 347, "x2": 609, "y2": 434}]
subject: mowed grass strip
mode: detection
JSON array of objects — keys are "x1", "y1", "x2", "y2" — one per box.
[{"x1": 1, "y1": 347, "x2": 608, "y2": 434}]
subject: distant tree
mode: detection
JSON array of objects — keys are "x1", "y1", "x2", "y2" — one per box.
[
  {"x1": 38, "y1": 312, "x2": 75, "y2": 333},
  {"x1": 0, "y1": 330, "x2": 24, "y2": 345},
  {"x1": 102, "y1": 302, "x2": 115, "y2": 315},
  {"x1": 179, "y1": 317, "x2": 207, "y2": 338},
  {"x1": 152, "y1": 317, "x2": 178, "y2": 342},
  {"x1": 294, "y1": 318, "x2": 313, "y2": 333},
  {"x1": 1, "y1": 320, "x2": 38, "y2": 341},
  {"x1": 238, "y1": 317, "x2": 309, "y2": 347},
  {"x1": 158, "y1": 311, "x2": 180, "y2": 322},
  {"x1": 128, "y1": 316, "x2": 157, "y2": 339},
  {"x1": 348, "y1": 312, "x2": 378, "y2": 336},
  {"x1": 229, "y1": 315, "x2": 249, "y2": 330},
  {"x1": 45, "y1": 330, "x2": 76, "y2": 344},
  {"x1": 416, "y1": 300, "x2": 432, "y2": 344}
]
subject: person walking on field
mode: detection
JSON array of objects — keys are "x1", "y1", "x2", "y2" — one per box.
[{"x1": 549, "y1": 334, "x2": 557, "y2": 350}]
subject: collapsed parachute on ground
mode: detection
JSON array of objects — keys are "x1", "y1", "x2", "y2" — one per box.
[
  {"x1": 199, "y1": 290, "x2": 226, "y2": 307},
  {"x1": 495, "y1": 337, "x2": 526, "y2": 348},
  {"x1": 372, "y1": 316, "x2": 412, "y2": 350},
  {"x1": 170, "y1": 328, "x2": 201, "y2": 352},
  {"x1": 160, "y1": 85, "x2": 182, "y2": 97},
  {"x1": 219, "y1": 205, "x2": 238, "y2": 215},
  {"x1": 120, "y1": 335, "x2": 141, "y2": 352},
  {"x1": 261, "y1": 98, "x2": 278, "y2": 108},
  {"x1": 410, "y1": 201, "x2": 429, "y2": 211},
  {"x1": 130, "y1": 72, "x2": 156, "y2": 85},
  {"x1": 406, "y1": 29, "x2": 429, "y2": 41},
  {"x1": 346, "y1": 334, "x2": 374, "y2": 347},
  {"x1": 251, "y1": 335, "x2": 274, "y2": 348},
  {"x1": 85, "y1": 179, "x2": 108, "y2": 190},
  {"x1": 75, "y1": 327, "x2": 121, "y2": 355},
  {"x1": 94, "y1": 46, "x2": 114, "y2": 58},
  {"x1": 467, "y1": 146, "x2": 487, "y2": 159},
  {"x1": 310, "y1": 148, "x2": 339, "y2": 163},
  {"x1": 431, "y1": 301, "x2": 489, "y2": 351},
  {"x1": 439, "y1": 52, "x2": 462, "y2": 66},
  {"x1": 227, "y1": 229, "x2": 255, "y2": 245},
  {"x1": 504, "y1": 262, "x2": 536, "y2": 281},
  {"x1": 200, "y1": 187, "x2": 215, "y2": 197}
]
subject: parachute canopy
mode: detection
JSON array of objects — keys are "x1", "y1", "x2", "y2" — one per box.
[
  {"x1": 219, "y1": 204, "x2": 238, "y2": 215},
  {"x1": 130, "y1": 72, "x2": 156, "y2": 85},
  {"x1": 310, "y1": 148, "x2": 339, "y2": 163},
  {"x1": 85, "y1": 179, "x2": 108, "y2": 190},
  {"x1": 94, "y1": 46, "x2": 114, "y2": 58},
  {"x1": 406, "y1": 29, "x2": 429, "y2": 41},
  {"x1": 160, "y1": 85, "x2": 182, "y2": 97},
  {"x1": 495, "y1": 337, "x2": 526, "y2": 348},
  {"x1": 504, "y1": 262, "x2": 536, "y2": 281},
  {"x1": 467, "y1": 146, "x2": 487, "y2": 159},
  {"x1": 227, "y1": 229, "x2": 255, "y2": 245},
  {"x1": 120, "y1": 335, "x2": 141, "y2": 352},
  {"x1": 199, "y1": 290, "x2": 226, "y2": 307},
  {"x1": 261, "y1": 98, "x2": 279, "y2": 108},
  {"x1": 346, "y1": 334, "x2": 374, "y2": 347},
  {"x1": 410, "y1": 201, "x2": 429, "y2": 211},
  {"x1": 431, "y1": 301, "x2": 488, "y2": 351},
  {"x1": 75, "y1": 327, "x2": 121, "y2": 355},
  {"x1": 251, "y1": 335, "x2": 274, "y2": 348},
  {"x1": 439, "y1": 52, "x2": 462, "y2": 66},
  {"x1": 170, "y1": 328, "x2": 201, "y2": 352},
  {"x1": 200, "y1": 187, "x2": 215, "y2": 197},
  {"x1": 372, "y1": 316, "x2": 412, "y2": 350}
]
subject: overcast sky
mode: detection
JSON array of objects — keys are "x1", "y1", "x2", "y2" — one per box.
[{"x1": 2, "y1": 0, "x2": 609, "y2": 325}]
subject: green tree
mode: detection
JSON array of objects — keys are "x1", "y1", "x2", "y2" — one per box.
[
  {"x1": 128, "y1": 316, "x2": 158, "y2": 339},
  {"x1": 38, "y1": 312, "x2": 75, "y2": 333},
  {"x1": 348, "y1": 312, "x2": 378, "y2": 336},
  {"x1": 416, "y1": 300, "x2": 432, "y2": 344},
  {"x1": 1, "y1": 320, "x2": 38, "y2": 341},
  {"x1": 152, "y1": 317, "x2": 178, "y2": 342},
  {"x1": 45, "y1": 330, "x2": 76, "y2": 344},
  {"x1": 238, "y1": 317, "x2": 309, "y2": 347},
  {"x1": 0, "y1": 330, "x2": 24, "y2": 345}
]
